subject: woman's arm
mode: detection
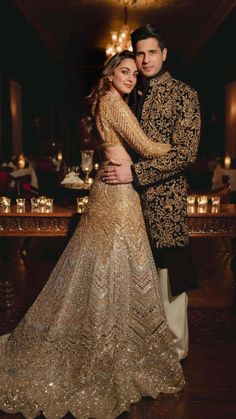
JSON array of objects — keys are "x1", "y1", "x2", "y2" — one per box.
[{"x1": 99, "y1": 94, "x2": 171, "y2": 157}]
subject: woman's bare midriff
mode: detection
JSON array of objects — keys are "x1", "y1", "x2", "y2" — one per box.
[{"x1": 103, "y1": 146, "x2": 132, "y2": 165}]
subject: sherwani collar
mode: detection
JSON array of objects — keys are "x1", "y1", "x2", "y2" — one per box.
[
  {"x1": 132, "y1": 70, "x2": 171, "y2": 122},
  {"x1": 149, "y1": 71, "x2": 171, "y2": 87}
]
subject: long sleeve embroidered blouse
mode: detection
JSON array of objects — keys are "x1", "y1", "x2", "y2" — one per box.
[{"x1": 97, "y1": 92, "x2": 170, "y2": 158}]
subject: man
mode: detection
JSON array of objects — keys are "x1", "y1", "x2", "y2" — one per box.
[{"x1": 102, "y1": 24, "x2": 201, "y2": 360}]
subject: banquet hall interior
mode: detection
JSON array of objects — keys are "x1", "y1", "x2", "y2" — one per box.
[{"x1": 1, "y1": 0, "x2": 236, "y2": 418}]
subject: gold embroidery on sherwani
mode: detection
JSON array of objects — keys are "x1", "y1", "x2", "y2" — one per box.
[
  {"x1": 0, "y1": 91, "x2": 184, "y2": 419},
  {"x1": 132, "y1": 72, "x2": 201, "y2": 248}
]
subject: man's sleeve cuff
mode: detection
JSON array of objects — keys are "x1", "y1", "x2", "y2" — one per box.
[{"x1": 131, "y1": 164, "x2": 140, "y2": 188}]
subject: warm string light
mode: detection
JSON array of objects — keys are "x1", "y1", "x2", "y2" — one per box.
[{"x1": 105, "y1": 7, "x2": 132, "y2": 58}]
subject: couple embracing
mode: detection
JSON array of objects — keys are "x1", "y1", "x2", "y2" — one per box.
[{"x1": 0, "y1": 24, "x2": 200, "y2": 419}]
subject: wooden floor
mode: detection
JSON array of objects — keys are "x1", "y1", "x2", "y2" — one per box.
[{"x1": 0, "y1": 237, "x2": 236, "y2": 419}]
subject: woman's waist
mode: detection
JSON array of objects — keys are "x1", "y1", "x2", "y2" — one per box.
[
  {"x1": 88, "y1": 178, "x2": 141, "y2": 213},
  {"x1": 102, "y1": 146, "x2": 132, "y2": 165},
  {"x1": 92, "y1": 170, "x2": 137, "y2": 194},
  {"x1": 101, "y1": 159, "x2": 132, "y2": 167}
]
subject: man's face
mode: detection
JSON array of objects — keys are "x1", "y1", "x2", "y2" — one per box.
[{"x1": 134, "y1": 37, "x2": 167, "y2": 78}]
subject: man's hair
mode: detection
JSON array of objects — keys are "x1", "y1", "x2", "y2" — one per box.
[{"x1": 131, "y1": 24, "x2": 166, "y2": 51}]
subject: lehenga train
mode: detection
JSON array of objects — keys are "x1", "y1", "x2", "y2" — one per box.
[{"x1": 0, "y1": 172, "x2": 184, "y2": 419}]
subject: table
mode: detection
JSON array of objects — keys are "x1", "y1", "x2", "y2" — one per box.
[
  {"x1": 1, "y1": 204, "x2": 236, "y2": 237},
  {"x1": 187, "y1": 204, "x2": 236, "y2": 237},
  {"x1": 0, "y1": 205, "x2": 79, "y2": 309},
  {"x1": 1, "y1": 204, "x2": 236, "y2": 307},
  {"x1": 0, "y1": 205, "x2": 77, "y2": 237}
]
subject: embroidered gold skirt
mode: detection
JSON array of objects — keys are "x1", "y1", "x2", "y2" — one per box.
[{"x1": 0, "y1": 172, "x2": 184, "y2": 419}]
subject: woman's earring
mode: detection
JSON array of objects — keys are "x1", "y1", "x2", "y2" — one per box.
[{"x1": 108, "y1": 76, "x2": 113, "y2": 82}]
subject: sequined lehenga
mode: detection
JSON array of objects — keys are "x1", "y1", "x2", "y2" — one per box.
[
  {"x1": 0, "y1": 173, "x2": 184, "y2": 419},
  {"x1": 0, "y1": 92, "x2": 184, "y2": 419}
]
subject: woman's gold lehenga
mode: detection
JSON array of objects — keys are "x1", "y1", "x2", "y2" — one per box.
[{"x1": 0, "y1": 93, "x2": 184, "y2": 419}]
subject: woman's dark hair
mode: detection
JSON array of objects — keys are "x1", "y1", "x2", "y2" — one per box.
[
  {"x1": 131, "y1": 24, "x2": 166, "y2": 51},
  {"x1": 87, "y1": 50, "x2": 135, "y2": 116}
]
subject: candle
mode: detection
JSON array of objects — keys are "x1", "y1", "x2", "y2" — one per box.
[
  {"x1": 224, "y1": 154, "x2": 231, "y2": 170},
  {"x1": 38, "y1": 196, "x2": 47, "y2": 212},
  {"x1": 187, "y1": 196, "x2": 196, "y2": 205},
  {"x1": 45, "y1": 198, "x2": 54, "y2": 212},
  {"x1": 187, "y1": 205, "x2": 195, "y2": 213},
  {"x1": 77, "y1": 197, "x2": 85, "y2": 213},
  {"x1": 0, "y1": 196, "x2": 11, "y2": 212},
  {"x1": 197, "y1": 205, "x2": 207, "y2": 213},
  {"x1": 211, "y1": 205, "x2": 220, "y2": 213},
  {"x1": 211, "y1": 196, "x2": 220, "y2": 206},
  {"x1": 31, "y1": 197, "x2": 39, "y2": 212},
  {"x1": 16, "y1": 198, "x2": 26, "y2": 212},
  {"x1": 197, "y1": 196, "x2": 208, "y2": 206}
]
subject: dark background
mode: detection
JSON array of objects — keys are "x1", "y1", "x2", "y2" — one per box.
[{"x1": 0, "y1": 0, "x2": 236, "y2": 165}]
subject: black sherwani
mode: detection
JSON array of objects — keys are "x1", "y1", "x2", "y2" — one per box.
[{"x1": 131, "y1": 71, "x2": 201, "y2": 296}]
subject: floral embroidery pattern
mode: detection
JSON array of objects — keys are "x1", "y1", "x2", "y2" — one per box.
[{"x1": 133, "y1": 72, "x2": 201, "y2": 248}]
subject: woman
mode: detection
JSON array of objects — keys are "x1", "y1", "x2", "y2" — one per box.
[{"x1": 0, "y1": 51, "x2": 184, "y2": 419}]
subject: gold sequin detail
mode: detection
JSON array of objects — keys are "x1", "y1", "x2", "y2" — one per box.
[
  {"x1": 98, "y1": 92, "x2": 170, "y2": 157},
  {"x1": 0, "y1": 173, "x2": 184, "y2": 418}
]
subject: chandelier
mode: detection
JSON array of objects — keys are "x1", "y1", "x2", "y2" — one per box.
[
  {"x1": 119, "y1": 0, "x2": 136, "y2": 5},
  {"x1": 118, "y1": 0, "x2": 157, "y2": 7},
  {"x1": 105, "y1": 7, "x2": 132, "y2": 58}
]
